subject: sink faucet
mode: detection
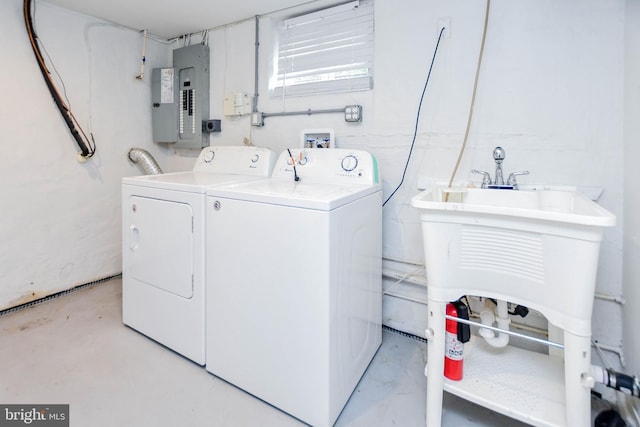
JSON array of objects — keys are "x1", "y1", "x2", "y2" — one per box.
[
  {"x1": 471, "y1": 146, "x2": 529, "y2": 189},
  {"x1": 493, "y1": 146, "x2": 505, "y2": 186}
]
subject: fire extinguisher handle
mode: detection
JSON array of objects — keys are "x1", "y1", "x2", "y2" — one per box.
[{"x1": 452, "y1": 299, "x2": 471, "y2": 343}]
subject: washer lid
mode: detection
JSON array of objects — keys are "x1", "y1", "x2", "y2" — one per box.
[
  {"x1": 122, "y1": 172, "x2": 269, "y2": 193},
  {"x1": 206, "y1": 178, "x2": 381, "y2": 210}
]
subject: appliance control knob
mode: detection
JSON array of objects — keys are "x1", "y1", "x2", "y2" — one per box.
[
  {"x1": 251, "y1": 154, "x2": 260, "y2": 163},
  {"x1": 341, "y1": 155, "x2": 358, "y2": 172},
  {"x1": 203, "y1": 150, "x2": 215, "y2": 163}
]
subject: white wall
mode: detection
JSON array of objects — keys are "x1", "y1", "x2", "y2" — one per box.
[
  {"x1": 1, "y1": 0, "x2": 633, "y2": 374},
  {"x1": 0, "y1": 1, "x2": 174, "y2": 308},
  {"x1": 210, "y1": 0, "x2": 626, "y2": 366},
  {"x1": 624, "y1": 0, "x2": 640, "y2": 376}
]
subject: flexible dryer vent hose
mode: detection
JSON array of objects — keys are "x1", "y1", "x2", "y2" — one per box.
[{"x1": 128, "y1": 148, "x2": 163, "y2": 175}]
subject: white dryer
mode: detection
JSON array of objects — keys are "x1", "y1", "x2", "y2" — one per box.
[
  {"x1": 205, "y1": 148, "x2": 382, "y2": 427},
  {"x1": 122, "y1": 146, "x2": 275, "y2": 365}
]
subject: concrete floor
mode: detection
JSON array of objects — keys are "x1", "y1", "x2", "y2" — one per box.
[{"x1": 0, "y1": 278, "x2": 532, "y2": 426}]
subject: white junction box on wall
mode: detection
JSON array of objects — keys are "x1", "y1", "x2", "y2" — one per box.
[
  {"x1": 301, "y1": 129, "x2": 335, "y2": 148},
  {"x1": 223, "y1": 93, "x2": 252, "y2": 116}
]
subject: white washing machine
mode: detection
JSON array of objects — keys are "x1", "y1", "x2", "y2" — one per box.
[
  {"x1": 205, "y1": 148, "x2": 382, "y2": 427},
  {"x1": 122, "y1": 146, "x2": 276, "y2": 365}
]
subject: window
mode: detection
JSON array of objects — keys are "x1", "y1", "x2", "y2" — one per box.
[{"x1": 272, "y1": 0, "x2": 374, "y2": 97}]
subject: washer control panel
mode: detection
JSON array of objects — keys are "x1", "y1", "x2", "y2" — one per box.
[{"x1": 276, "y1": 148, "x2": 379, "y2": 185}]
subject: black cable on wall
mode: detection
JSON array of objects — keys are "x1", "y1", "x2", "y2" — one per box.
[
  {"x1": 383, "y1": 26, "x2": 446, "y2": 207},
  {"x1": 23, "y1": 0, "x2": 96, "y2": 160}
]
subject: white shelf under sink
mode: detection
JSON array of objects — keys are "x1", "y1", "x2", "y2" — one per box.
[{"x1": 436, "y1": 336, "x2": 567, "y2": 426}]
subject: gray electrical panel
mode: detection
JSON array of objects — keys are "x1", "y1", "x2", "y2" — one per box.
[
  {"x1": 151, "y1": 67, "x2": 178, "y2": 143},
  {"x1": 151, "y1": 44, "x2": 210, "y2": 149}
]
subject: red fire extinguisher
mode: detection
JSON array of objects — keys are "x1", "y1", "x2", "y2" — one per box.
[{"x1": 444, "y1": 299, "x2": 471, "y2": 381}]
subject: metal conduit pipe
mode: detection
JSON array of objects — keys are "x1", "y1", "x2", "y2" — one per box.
[
  {"x1": 128, "y1": 148, "x2": 163, "y2": 175},
  {"x1": 382, "y1": 257, "x2": 627, "y2": 306},
  {"x1": 382, "y1": 256, "x2": 425, "y2": 267},
  {"x1": 252, "y1": 15, "x2": 260, "y2": 114}
]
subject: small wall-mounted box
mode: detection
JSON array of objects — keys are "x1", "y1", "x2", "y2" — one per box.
[
  {"x1": 223, "y1": 92, "x2": 252, "y2": 116},
  {"x1": 301, "y1": 129, "x2": 335, "y2": 148},
  {"x1": 344, "y1": 105, "x2": 362, "y2": 122},
  {"x1": 202, "y1": 120, "x2": 221, "y2": 133}
]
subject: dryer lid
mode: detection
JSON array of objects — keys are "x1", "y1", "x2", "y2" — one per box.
[{"x1": 122, "y1": 172, "x2": 269, "y2": 193}]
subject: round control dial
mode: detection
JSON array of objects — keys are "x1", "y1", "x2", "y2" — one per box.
[
  {"x1": 341, "y1": 155, "x2": 358, "y2": 172},
  {"x1": 251, "y1": 154, "x2": 260, "y2": 163},
  {"x1": 203, "y1": 150, "x2": 215, "y2": 163}
]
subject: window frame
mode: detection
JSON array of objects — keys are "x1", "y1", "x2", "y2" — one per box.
[{"x1": 270, "y1": 0, "x2": 374, "y2": 98}]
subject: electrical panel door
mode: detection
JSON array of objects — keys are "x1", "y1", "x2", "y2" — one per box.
[
  {"x1": 151, "y1": 67, "x2": 178, "y2": 143},
  {"x1": 152, "y1": 44, "x2": 210, "y2": 149}
]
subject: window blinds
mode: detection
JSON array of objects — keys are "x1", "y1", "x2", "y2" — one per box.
[{"x1": 273, "y1": 0, "x2": 374, "y2": 97}]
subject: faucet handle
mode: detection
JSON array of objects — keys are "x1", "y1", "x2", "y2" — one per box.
[
  {"x1": 507, "y1": 171, "x2": 529, "y2": 189},
  {"x1": 471, "y1": 169, "x2": 492, "y2": 188}
]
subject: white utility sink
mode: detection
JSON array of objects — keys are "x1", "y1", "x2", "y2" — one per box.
[
  {"x1": 412, "y1": 185, "x2": 616, "y2": 426},
  {"x1": 410, "y1": 185, "x2": 615, "y2": 336},
  {"x1": 412, "y1": 186, "x2": 615, "y2": 227}
]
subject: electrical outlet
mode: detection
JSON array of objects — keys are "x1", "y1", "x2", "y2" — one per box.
[
  {"x1": 437, "y1": 17, "x2": 451, "y2": 39},
  {"x1": 344, "y1": 105, "x2": 362, "y2": 122}
]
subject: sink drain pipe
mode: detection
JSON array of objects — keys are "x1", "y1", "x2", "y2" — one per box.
[
  {"x1": 591, "y1": 365, "x2": 640, "y2": 398},
  {"x1": 128, "y1": 148, "x2": 163, "y2": 175},
  {"x1": 478, "y1": 299, "x2": 510, "y2": 348}
]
